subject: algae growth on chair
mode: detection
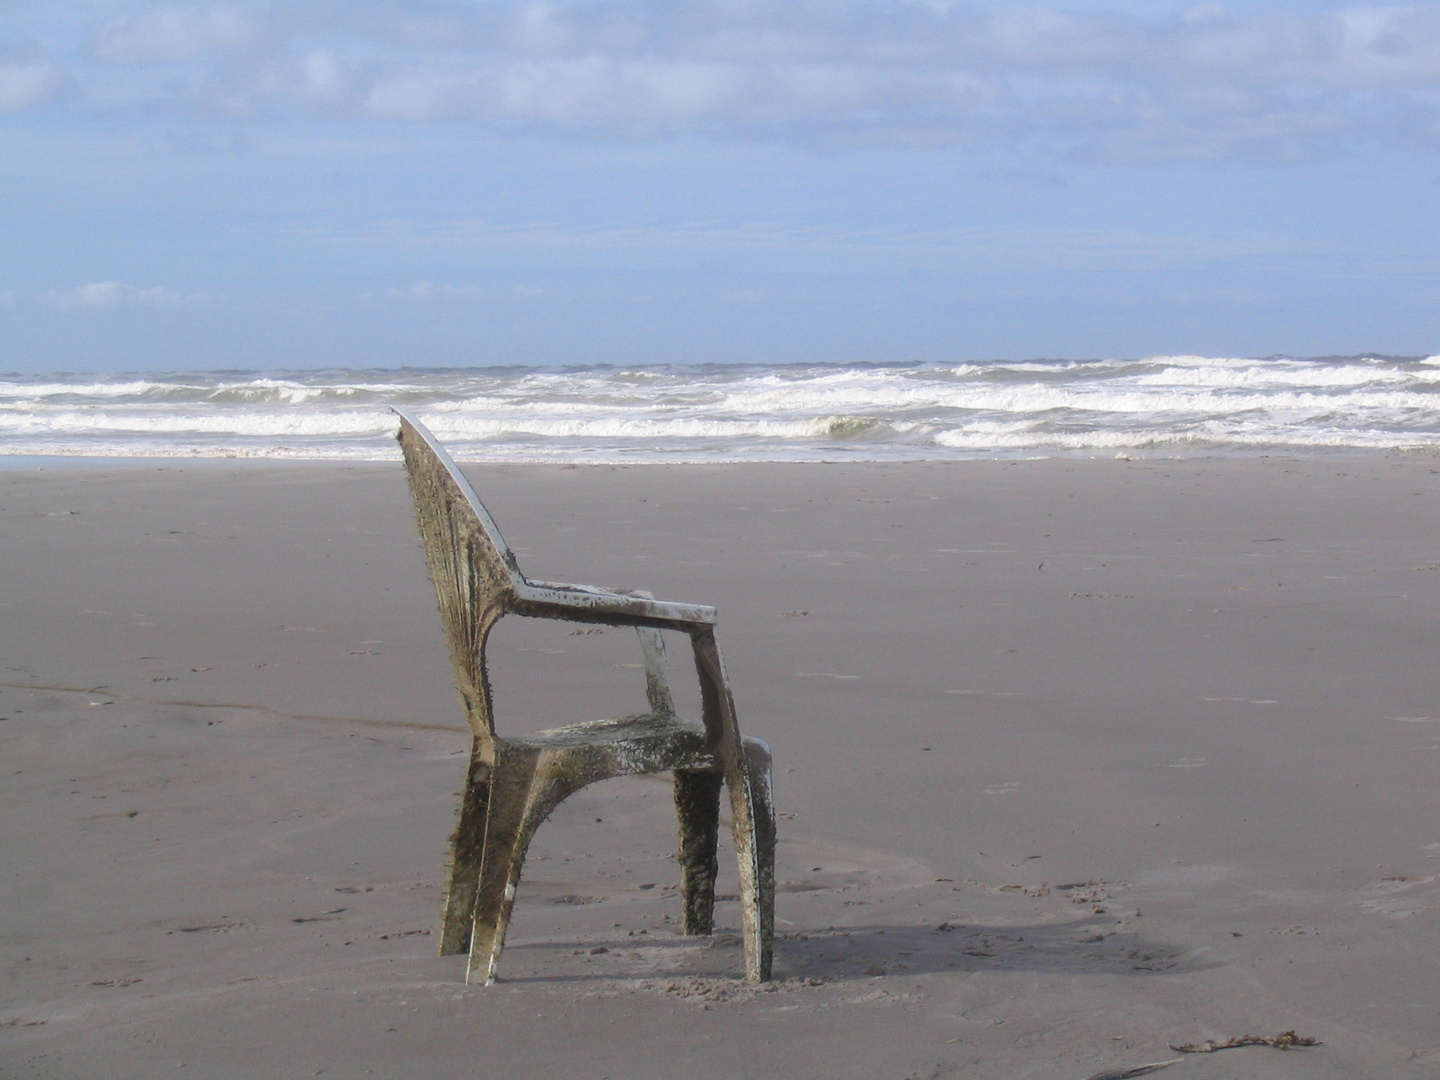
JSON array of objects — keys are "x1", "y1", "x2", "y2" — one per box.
[{"x1": 392, "y1": 408, "x2": 776, "y2": 985}]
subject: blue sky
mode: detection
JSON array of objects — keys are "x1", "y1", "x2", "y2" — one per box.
[{"x1": 2, "y1": 0, "x2": 1438, "y2": 372}]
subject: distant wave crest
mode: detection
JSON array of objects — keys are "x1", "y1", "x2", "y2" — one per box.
[{"x1": 3, "y1": 356, "x2": 1440, "y2": 462}]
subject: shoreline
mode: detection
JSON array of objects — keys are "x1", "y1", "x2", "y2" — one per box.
[{"x1": 5, "y1": 445, "x2": 1440, "y2": 471}]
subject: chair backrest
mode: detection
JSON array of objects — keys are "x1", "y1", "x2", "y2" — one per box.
[{"x1": 394, "y1": 408, "x2": 521, "y2": 736}]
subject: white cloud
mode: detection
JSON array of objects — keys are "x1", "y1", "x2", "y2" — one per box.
[
  {"x1": 91, "y1": 5, "x2": 259, "y2": 64},
  {"x1": 0, "y1": 55, "x2": 70, "y2": 113},
  {"x1": 350, "y1": 217, "x2": 1341, "y2": 274},
  {"x1": 43, "y1": 281, "x2": 208, "y2": 310},
  {"x1": 47, "y1": 1, "x2": 1440, "y2": 161},
  {"x1": 390, "y1": 279, "x2": 464, "y2": 300},
  {"x1": 370, "y1": 280, "x2": 540, "y2": 303}
]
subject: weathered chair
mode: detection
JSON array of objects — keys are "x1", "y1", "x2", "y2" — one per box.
[{"x1": 392, "y1": 408, "x2": 775, "y2": 985}]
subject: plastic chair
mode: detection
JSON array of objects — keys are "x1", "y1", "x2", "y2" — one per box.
[{"x1": 392, "y1": 408, "x2": 775, "y2": 985}]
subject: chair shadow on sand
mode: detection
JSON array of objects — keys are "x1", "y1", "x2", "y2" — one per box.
[{"x1": 496, "y1": 908, "x2": 1217, "y2": 986}]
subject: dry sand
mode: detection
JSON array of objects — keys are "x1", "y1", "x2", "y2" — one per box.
[{"x1": 3, "y1": 455, "x2": 1440, "y2": 1079}]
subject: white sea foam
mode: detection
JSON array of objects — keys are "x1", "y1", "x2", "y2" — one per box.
[{"x1": 3, "y1": 356, "x2": 1440, "y2": 462}]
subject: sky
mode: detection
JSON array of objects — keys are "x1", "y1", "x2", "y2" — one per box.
[{"x1": 2, "y1": 0, "x2": 1439, "y2": 373}]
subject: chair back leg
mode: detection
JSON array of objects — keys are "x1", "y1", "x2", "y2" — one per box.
[
  {"x1": 672, "y1": 770, "x2": 724, "y2": 935},
  {"x1": 466, "y1": 744, "x2": 545, "y2": 984},
  {"x1": 439, "y1": 744, "x2": 493, "y2": 955},
  {"x1": 465, "y1": 742, "x2": 637, "y2": 984}
]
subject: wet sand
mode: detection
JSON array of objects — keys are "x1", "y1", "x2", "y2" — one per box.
[{"x1": 3, "y1": 456, "x2": 1440, "y2": 1079}]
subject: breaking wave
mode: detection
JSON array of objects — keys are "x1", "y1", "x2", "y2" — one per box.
[{"x1": 4, "y1": 355, "x2": 1440, "y2": 462}]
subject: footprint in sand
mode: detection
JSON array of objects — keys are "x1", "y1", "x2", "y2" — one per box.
[
  {"x1": 1357, "y1": 874, "x2": 1439, "y2": 918},
  {"x1": 778, "y1": 837, "x2": 934, "y2": 892}
]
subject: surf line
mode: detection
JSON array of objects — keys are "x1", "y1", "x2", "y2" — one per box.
[{"x1": 0, "y1": 680, "x2": 467, "y2": 733}]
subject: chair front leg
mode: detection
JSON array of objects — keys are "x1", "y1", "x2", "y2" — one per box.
[
  {"x1": 688, "y1": 626, "x2": 775, "y2": 981},
  {"x1": 672, "y1": 769, "x2": 723, "y2": 935},
  {"x1": 731, "y1": 737, "x2": 776, "y2": 982}
]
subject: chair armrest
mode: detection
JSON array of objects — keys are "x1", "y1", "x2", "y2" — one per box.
[{"x1": 514, "y1": 579, "x2": 717, "y2": 628}]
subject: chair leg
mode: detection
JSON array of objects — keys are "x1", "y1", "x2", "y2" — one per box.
[
  {"x1": 465, "y1": 745, "x2": 542, "y2": 985},
  {"x1": 673, "y1": 769, "x2": 723, "y2": 935},
  {"x1": 438, "y1": 747, "x2": 491, "y2": 955},
  {"x1": 732, "y1": 737, "x2": 776, "y2": 982}
]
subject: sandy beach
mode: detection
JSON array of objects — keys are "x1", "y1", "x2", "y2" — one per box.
[{"x1": 3, "y1": 455, "x2": 1440, "y2": 1079}]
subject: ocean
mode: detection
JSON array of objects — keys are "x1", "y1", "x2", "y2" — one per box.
[{"x1": 4, "y1": 355, "x2": 1440, "y2": 463}]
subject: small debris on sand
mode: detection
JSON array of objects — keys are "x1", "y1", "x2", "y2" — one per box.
[{"x1": 1170, "y1": 1030, "x2": 1320, "y2": 1053}]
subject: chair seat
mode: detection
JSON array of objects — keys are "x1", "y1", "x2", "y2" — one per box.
[{"x1": 510, "y1": 713, "x2": 719, "y2": 775}]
